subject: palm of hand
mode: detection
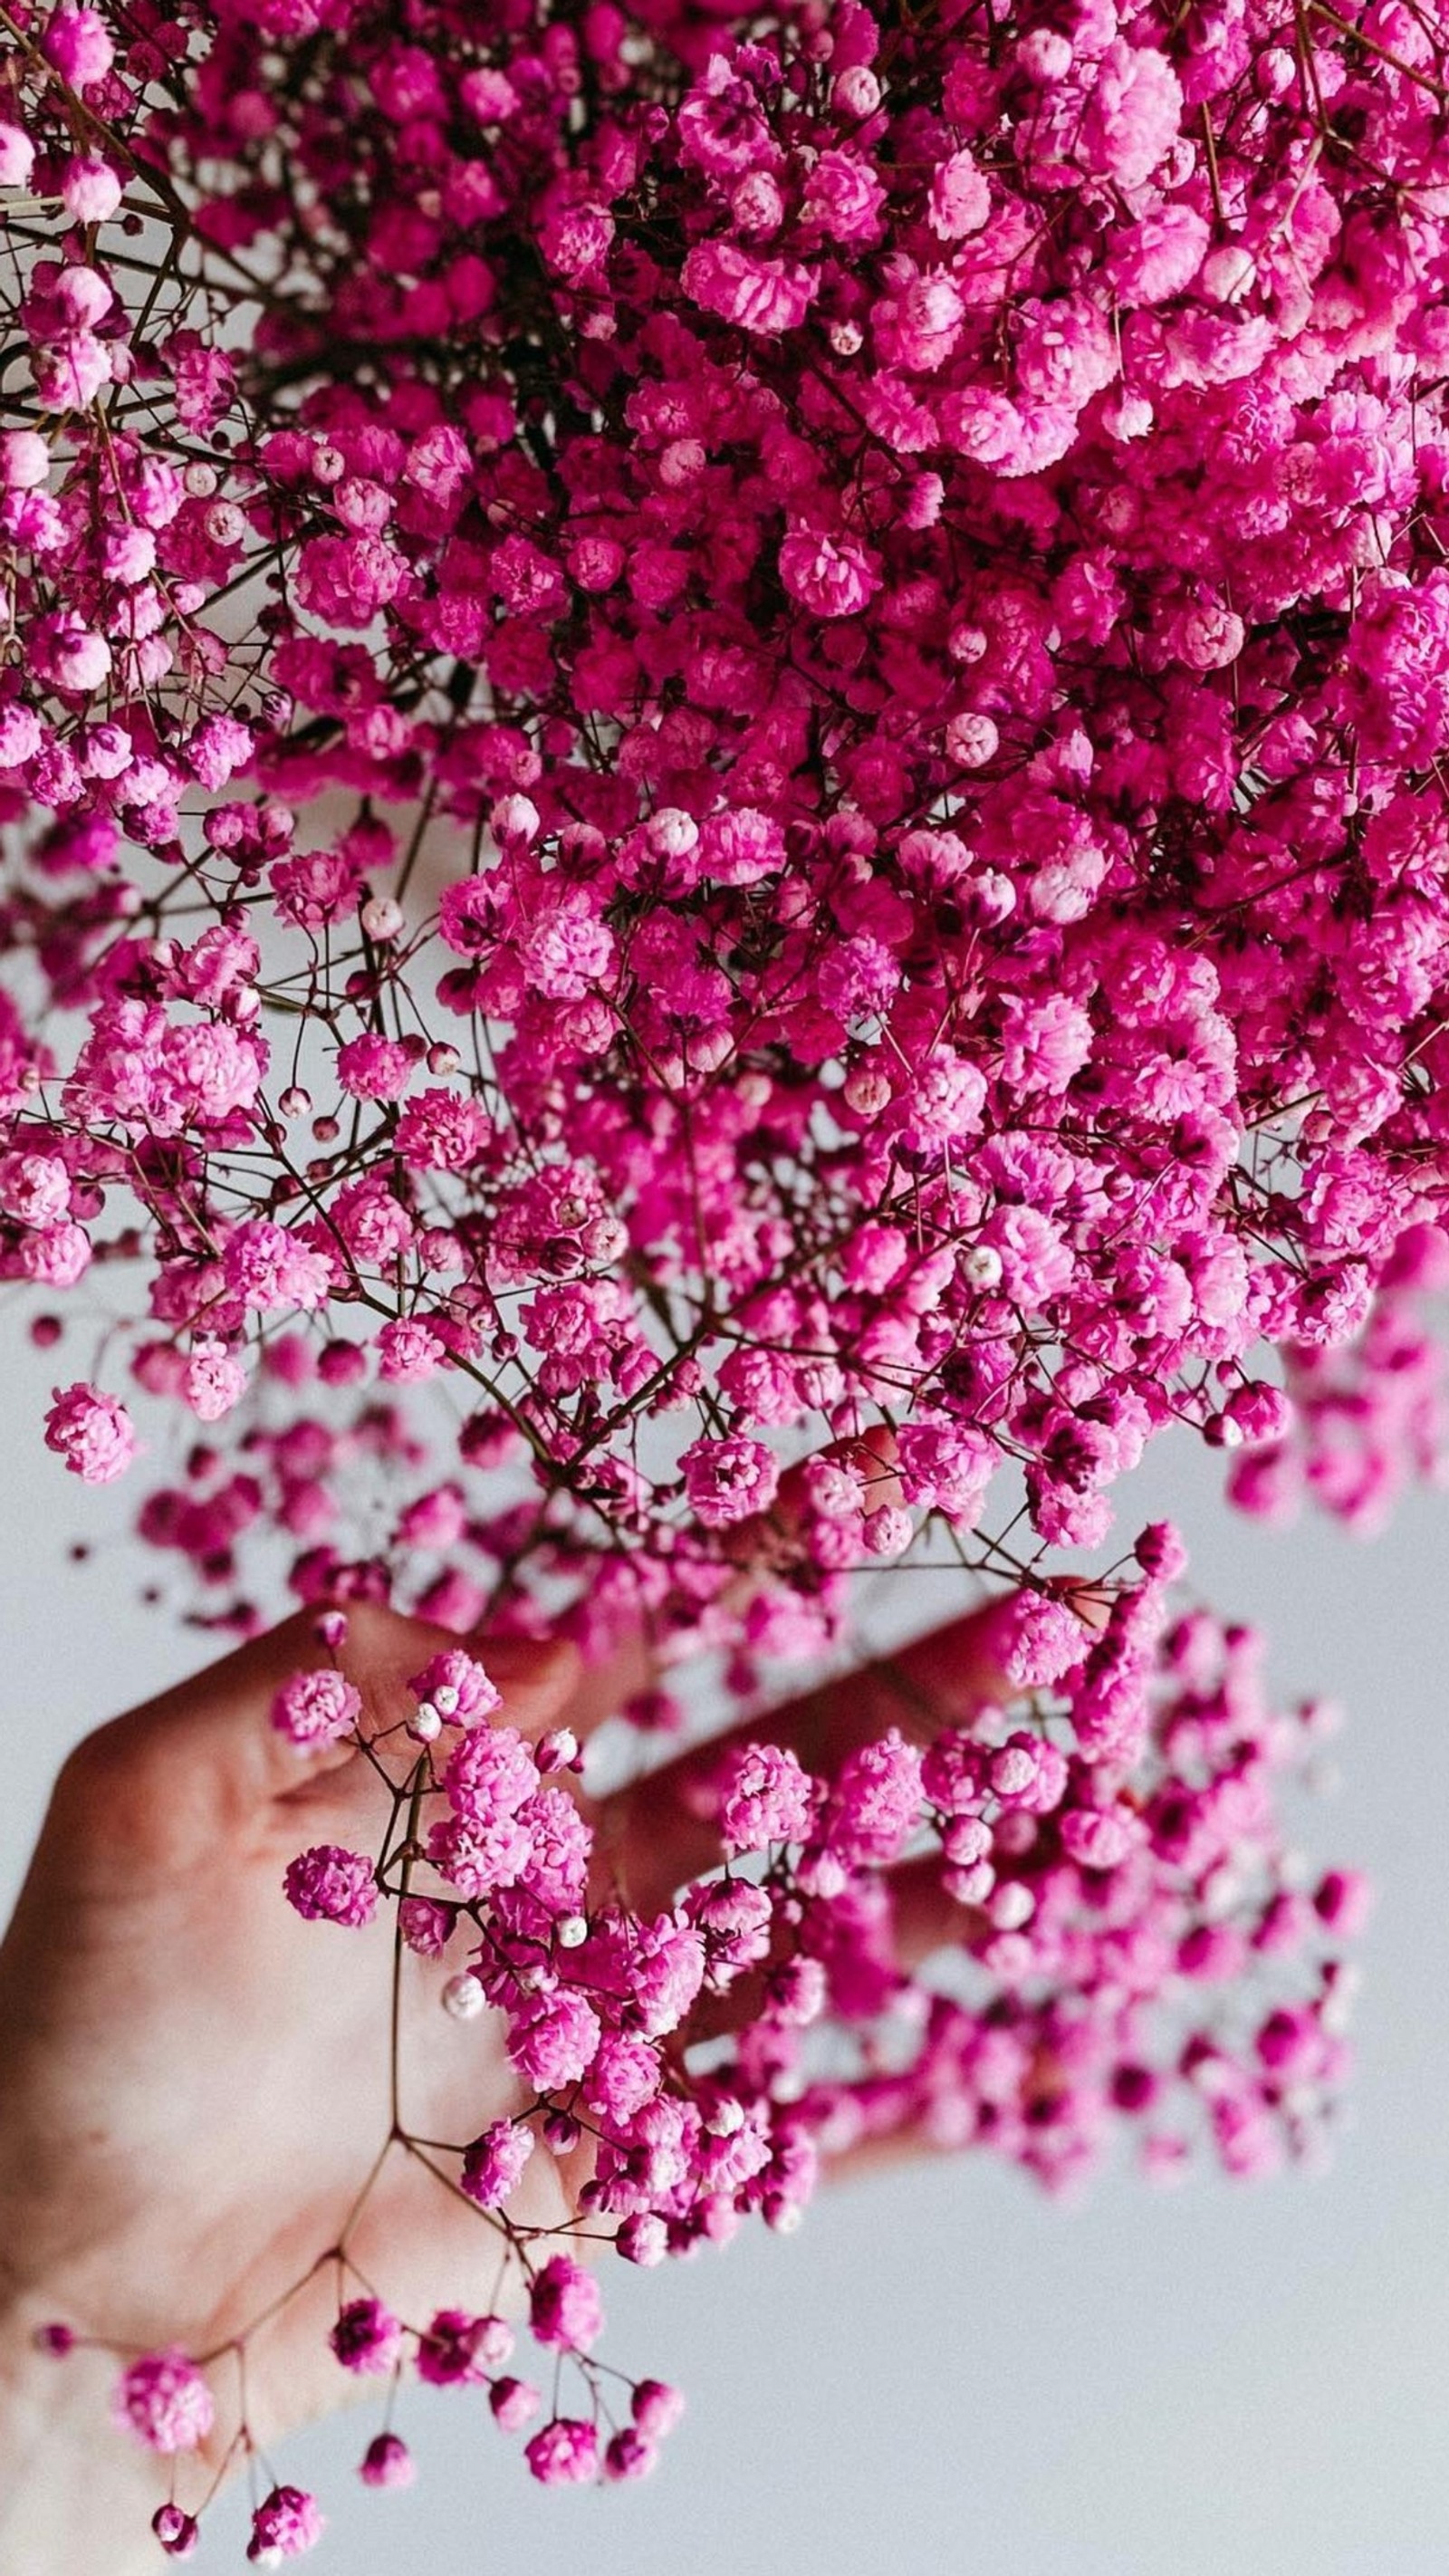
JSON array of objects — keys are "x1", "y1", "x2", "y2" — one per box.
[
  {"x1": 0, "y1": 1581, "x2": 998, "y2": 2528},
  {"x1": 0, "y1": 1608, "x2": 596, "y2": 2484}
]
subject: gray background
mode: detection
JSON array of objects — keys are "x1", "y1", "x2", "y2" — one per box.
[{"x1": 3, "y1": 1318, "x2": 1447, "y2": 2576}]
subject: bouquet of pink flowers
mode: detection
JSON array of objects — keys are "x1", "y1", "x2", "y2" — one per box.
[{"x1": 0, "y1": 0, "x2": 1441, "y2": 2550}]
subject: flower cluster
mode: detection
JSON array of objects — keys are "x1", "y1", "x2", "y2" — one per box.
[
  {"x1": 96, "y1": 1598, "x2": 1357, "y2": 2548},
  {"x1": 0, "y1": 0, "x2": 1445, "y2": 1665},
  {"x1": 3, "y1": 0, "x2": 1425, "y2": 2548}
]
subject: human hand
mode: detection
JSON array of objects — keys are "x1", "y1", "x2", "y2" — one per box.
[{"x1": 0, "y1": 1591, "x2": 1011, "y2": 2567}]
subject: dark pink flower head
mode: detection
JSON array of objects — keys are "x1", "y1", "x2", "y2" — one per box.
[
  {"x1": 111, "y1": 2350, "x2": 214, "y2": 2455},
  {"x1": 528, "y1": 2254, "x2": 603, "y2": 2354},
  {"x1": 43, "y1": 1382, "x2": 135, "y2": 1484},
  {"x1": 680, "y1": 1435, "x2": 781, "y2": 1530},
  {"x1": 523, "y1": 2417, "x2": 600, "y2": 2486},
  {"x1": 246, "y1": 2485, "x2": 324, "y2": 2562},
  {"x1": 328, "y1": 2296, "x2": 402, "y2": 2376},
  {"x1": 271, "y1": 1666, "x2": 361, "y2": 1749},
  {"x1": 282, "y1": 1845, "x2": 378, "y2": 1927},
  {"x1": 359, "y1": 2432, "x2": 416, "y2": 2489}
]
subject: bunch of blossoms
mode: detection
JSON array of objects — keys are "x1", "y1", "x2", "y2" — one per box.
[
  {"x1": 0, "y1": 0, "x2": 1436, "y2": 2540},
  {"x1": 61, "y1": 1572, "x2": 1361, "y2": 2556}
]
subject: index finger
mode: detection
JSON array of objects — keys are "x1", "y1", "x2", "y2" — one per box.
[{"x1": 596, "y1": 1596, "x2": 1022, "y2": 1918}]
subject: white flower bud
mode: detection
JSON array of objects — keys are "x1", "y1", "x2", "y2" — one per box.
[
  {"x1": 360, "y1": 895, "x2": 404, "y2": 942},
  {"x1": 962, "y1": 1245, "x2": 1003, "y2": 1291}
]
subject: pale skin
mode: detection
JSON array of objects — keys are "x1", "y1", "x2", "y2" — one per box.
[{"x1": 0, "y1": 1591, "x2": 1012, "y2": 2572}]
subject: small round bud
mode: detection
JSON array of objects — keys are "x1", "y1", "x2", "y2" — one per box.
[
  {"x1": 409, "y1": 1704, "x2": 443, "y2": 1744},
  {"x1": 988, "y1": 1880, "x2": 1036, "y2": 1931},
  {"x1": 555, "y1": 1913, "x2": 589, "y2": 1949},
  {"x1": 832, "y1": 63, "x2": 880, "y2": 112},
  {"x1": 151, "y1": 2504, "x2": 200, "y2": 2559},
  {"x1": 843, "y1": 1064, "x2": 892, "y2": 1116},
  {"x1": 359, "y1": 2431, "x2": 416, "y2": 2489},
  {"x1": 536, "y1": 1726, "x2": 580, "y2": 1773},
  {"x1": 962, "y1": 1245, "x2": 1003, "y2": 1291},
  {"x1": 632, "y1": 2378, "x2": 686, "y2": 2437},
  {"x1": 442, "y1": 1972, "x2": 486, "y2": 2020},
  {"x1": 616, "y1": 2213, "x2": 668, "y2": 2267},
  {"x1": 360, "y1": 895, "x2": 404, "y2": 941},
  {"x1": 493, "y1": 792, "x2": 540, "y2": 843},
  {"x1": 278, "y1": 1086, "x2": 311, "y2": 1119}
]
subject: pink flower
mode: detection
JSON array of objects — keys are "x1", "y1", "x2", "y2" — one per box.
[
  {"x1": 826, "y1": 1729, "x2": 924, "y2": 1867},
  {"x1": 112, "y1": 2350, "x2": 214, "y2": 2455},
  {"x1": 682, "y1": 241, "x2": 817, "y2": 334},
  {"x1": 359, "y1": 2432, "x2": 416, "y2": 2488},
  {"x1": 282, "y1": 1844, "x2": 378, "y2": 1927},
  {"x1": 800, "y1": 149, "x2": 885, "y2": 244},
  {"x1": 929, "y1": 148, "x2": 990, "y2": 239},
  {"x1": 337, "y1": 1033, "x2": 414, "y2": 1100},
  {"x1": 43, "y1": 6, "x2": 115, "y2": 85},
  {"x1": 61, "y1": 156, "x2": 124, "y2": 224},
  {"x1": 778, "y1": 530, "x2": 881, "y2": 620},
  {"x1": 150, "y1": 2504, "x2": 200, "y2": 2559},
  {"x1": 182, "y1": 1338, "x2": 247, "y2": 1421},
  {"x1": 520, "y1": 899, "x2": 616, "y2": 999},
  {"x1": 43, "y1": 1382, "x2": 135, "y2": 1484},
  {"x1": 0, "y1": 1153, "x2": 67, "y2": 1228},
  {"x1": 328, "y1": 2296, "x2": 403, "y2": 2374},
  {"x1": 528, "y1": 2254, "x2": 603, "y2": 2352},
  {"x1": 1080, "y1": 42, "x2": 1184, "y2": 189},
  {"x1": 398, "y1": 1894, "x2": 456, "y2": 1956},
  {"x1": 680, "y1": 1434, "x2": 781, "y2": 1528},
  {"x1": 507, "y1": 1986, "x2": 601, "y2": 2091},
  {"x1": 223, "y1": 1221, "x2": 331, "y2": 1313},
  {"x1": 461, "y1": 2118, "x2": 535, "y2": 2209},
  {"x1": 719, "y1": 1741, "x2": 817, "y2": 1852},
  {"x1": 416, "y1": 2309, "x2": 490, "y2": 2387},
  {"x1": 490, "y1": 2376, "x2": 542, "y2": 2430},
  {"x1": 996, "y1": 1593, "x2": 1092, "y2": 1690},
  {"x1": 394, "y1": 1088, "x2": 492, "y2": 1171},
  {"x1": 246, "y1": 2485, "x2": 324, "y2": 2562},
  {"x1": 632, "y1": 2378, "x2": 686, "y2": 2437},
  {"x1": 604, "y1": 2427, "x2": 657, "y2": 2479},
  {"x1": 295, "y1": 533, "x2": 407, "y2": 628},
  {"x1": 409, "y1": 1647, "x2": 501, "y2": 1724},
  {"x1": 523, "y1": 2417, "x2": 600, "y2": 2485},
  {"x1": 271, "y1": 1666, "x2": 361, "y2": 1748}
]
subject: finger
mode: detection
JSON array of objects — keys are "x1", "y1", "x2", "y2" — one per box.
[
  {"x1": 677, "y1": 1845, "x2": 982, "y2": 2051},
  {"x1": 598, "y1": 1598, "x2": 1017, "y2": 1917},
  {"x1": 272, "y1": 1626, "x2": 583, "y2": 1841},
  {"x1": 49, "y1": 1608, "x2": 581, "y2": 1865},
  {"x1": 717, "y1": 1422, "x2": 904, "y2": 1585}
]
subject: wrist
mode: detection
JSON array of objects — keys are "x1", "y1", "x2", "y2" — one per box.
[{"x1": 0, "y1": 2299, "x2": 165, "y2": 2576}]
